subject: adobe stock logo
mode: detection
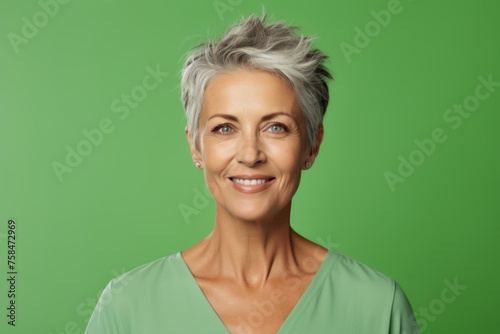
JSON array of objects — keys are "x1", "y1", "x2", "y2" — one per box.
[
  {"x1": 49, "y1": 267, "x2": 136, "y2": 334},
  {"x1": 234, "y1": 248, "x2": 326, "y2": 333},
  {"x1": 7, "y1": 0, "x2": 72, "y2": 54},
  {"x1": 340, "y1": 0, "x2": 405, "y2": 63},
  {"x1": 51, "y1": 64, "x2": 168, "y2": 182},
  {"x1": 385, "y1": 74, "x2": 499, "y2": 192},
  {"x1": 213, "y1": 0, "x2": 243, "y2": 21},
  {"x1": 415, "y1": 277, "x2": 467, "y2": 332},
  {"x1": 179, "y1": 186, "x2": 213, "y2": 224}
]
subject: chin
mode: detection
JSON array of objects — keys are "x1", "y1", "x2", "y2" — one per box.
[{"x1": 224, "y1": 199, "x2": 288, "y2": 223}]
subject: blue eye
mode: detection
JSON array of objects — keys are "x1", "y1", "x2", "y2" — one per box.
[
  {"x1": 220, "y1": 125, "x2": 232, "y2": 134},
  {"x1": 211, "y1": 123, "x2": 233, "y2": 134},
  {"x1": 268, "y1": 123, "x2": 287, "y2": 133}
]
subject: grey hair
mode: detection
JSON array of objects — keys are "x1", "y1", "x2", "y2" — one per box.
[{"x1": 181, "y1": 13, "x2": 333, "y2": 150}]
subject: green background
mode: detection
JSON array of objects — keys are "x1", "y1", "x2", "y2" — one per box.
[{"x1": 1, "y1": 0, "x2": 499, "y2": 333}]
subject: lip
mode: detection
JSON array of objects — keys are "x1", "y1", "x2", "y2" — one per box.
[{"x1": 228, "y1": 175, "x2": 275, "y2": 194}]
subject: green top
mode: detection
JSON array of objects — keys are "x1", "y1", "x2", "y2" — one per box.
[{"x1": 85, "y1": 249, "x2": 419, "y2": 333}]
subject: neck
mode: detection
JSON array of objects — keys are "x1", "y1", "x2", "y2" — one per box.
[{"x1": 195, "y1": 202, "x2": 308, "y2": 287}]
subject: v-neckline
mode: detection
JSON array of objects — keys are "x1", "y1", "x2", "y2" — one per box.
[{"x1": 178, "y1": 249, "x2": 333, "y2": 333}]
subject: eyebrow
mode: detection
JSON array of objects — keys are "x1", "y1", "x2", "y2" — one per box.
[{"x1": 207, "y1": 112, "x2": 297, "y2": 122}]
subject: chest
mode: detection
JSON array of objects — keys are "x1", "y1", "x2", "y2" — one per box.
[{"x1": 196, "y1": 276, "x2": 313, "y2": 333}]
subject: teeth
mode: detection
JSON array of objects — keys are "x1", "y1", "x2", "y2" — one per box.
[{"x1": 232, "y1": 178, "x2": 268, "y2": 185}]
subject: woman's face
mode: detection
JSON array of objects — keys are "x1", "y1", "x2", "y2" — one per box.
[{"x1": 187, "y1": 69, "x2": 321, "y2": 222}]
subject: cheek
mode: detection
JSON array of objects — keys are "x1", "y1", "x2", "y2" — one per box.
[
  {"x1": 267, "y1": 143, "x2": 304, "y2": 190},
  {"x1": 201, "y1": 140, "x2": 238, "y2": 201},
  {"x1": 268, "y1": 139, "x2": 304, "y2": 168},
  {"x1": 201, "y1": 139, "x2": 235, "y2": 172}
]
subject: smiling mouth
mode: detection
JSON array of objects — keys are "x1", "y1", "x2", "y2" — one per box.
[{"x1": 229, "y1": 177, "x2": 275, "y2": 185}]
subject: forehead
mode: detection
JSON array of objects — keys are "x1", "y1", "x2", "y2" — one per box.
[{"x1": 201, "y1": 69, "x2": 300, "y2": 120}]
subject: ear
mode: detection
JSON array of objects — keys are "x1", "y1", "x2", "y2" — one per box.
[
  {"x1": 303, "y1": 124, "x2": 324, "y2": 169},
  {"x1": 185, "y1": 127, "x2": 202, "y2": 164}
]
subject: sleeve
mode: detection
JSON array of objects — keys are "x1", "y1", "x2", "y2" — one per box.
[
  {"x1": 388, "y1": 282, "x2": 420, "y2": 334},
  {"x1": 84, "y1": 280, "x2": 129, "y2": 334}
]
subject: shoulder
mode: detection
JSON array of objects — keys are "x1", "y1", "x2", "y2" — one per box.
[
  {"x1": 283, "y1": 249, "x2": 418, "y2": 333},
  {"x1": 322, "y1": 249, "x2": 399, "y2": 307},
  {"x1": 99, "y1": 252, "x2": 185, "y2": 304},
  {"x1": 85, "y1": 252, "x2": 190, "y2": 333},
  {"x1": 322, "y1": 249, "x2": 418, "y2": 332},
  {"x1": 326, "y1": 249, "x2": 395, "y2": 287},
  {"x1": 112, "y1": 252, "x2": 184, "y2": 284}
]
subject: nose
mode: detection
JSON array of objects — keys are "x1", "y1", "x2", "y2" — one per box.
[{"x1": 235, "y1": 131, "x2": 266, "y2": 167}]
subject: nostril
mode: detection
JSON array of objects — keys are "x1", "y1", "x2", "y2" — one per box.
[{"x1": 235, "y1": 142, "x2": 266, "y2": 166}]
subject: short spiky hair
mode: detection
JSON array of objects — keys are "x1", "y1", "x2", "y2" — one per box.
[{"x1": 181, "y1": 13, "x2": 333, "y2": 150}]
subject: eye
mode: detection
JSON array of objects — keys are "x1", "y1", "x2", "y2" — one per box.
[
  {"x1": 211, "y1": 123, "x2": 233, "y2": 135},
  {"x1": 267, "y1": 123, "x2": 288, "y2": 133}
]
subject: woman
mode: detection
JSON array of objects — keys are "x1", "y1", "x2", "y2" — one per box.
[{"x1": 85, "y1": 13, "x2": 419, "y2": 334}]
